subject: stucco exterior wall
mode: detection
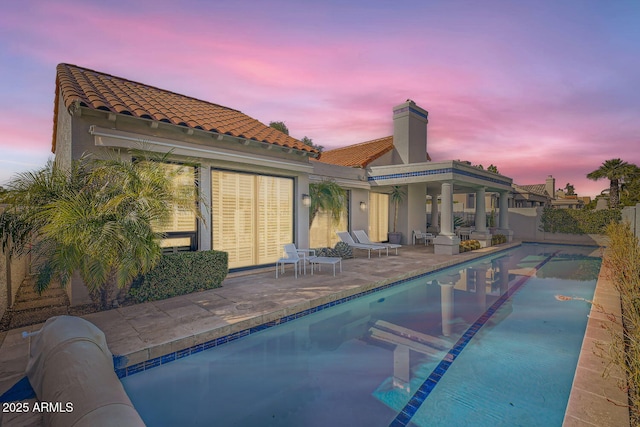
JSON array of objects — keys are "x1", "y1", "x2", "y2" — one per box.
[
  {"x1": 60, "y1": 109, "x2": 317, "y2": 305},
  {"x1": 53, "y1": 91, "x2": 73, "y2": 170},
  {"x1": 622, "y1": 204, "x2": 640, "y2": 237},
  {"x1": 0, "y1": 246, "x2": 29, "y2": 320},
  {"x1": 509, "y1": 207, "x2": 608, "y2": 246}
]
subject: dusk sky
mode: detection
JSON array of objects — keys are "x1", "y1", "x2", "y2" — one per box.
[{"x1": 1, "y1": 0, "x2": 639, "y2": 197}]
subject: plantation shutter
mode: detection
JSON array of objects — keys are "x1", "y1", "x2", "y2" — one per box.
[
  {"x1": 212, "y1": 171, "x2": 255, "y2": 268},
  {"x1": 257, "y1": 176, "x2": 293, "y2": 265},
  {"x1": 368, "y1": 192, "x2": 389, "y2": 242},
  {"x1": 212, "y1": 170, "x2": 293, "y2": 269}
]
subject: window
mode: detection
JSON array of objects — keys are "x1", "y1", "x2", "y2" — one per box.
[
  {"x1": 467, "y1": 194, "x2": 475, "y2": 210},
  {"x1": 212, "y1": 170, "x2": 293, "y2": 269},
  {"x1": 368, "y1": 192, "x2": 389, "y2": 242},
  {"x1": 152, "y1": 163, "x2": 197, "y2": 251},
  {"x1": 309, "y1": 192, "x2": 349, "y2": 248}
]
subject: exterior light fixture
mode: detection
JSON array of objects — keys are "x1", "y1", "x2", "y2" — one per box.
[
  {"x1": 302, "y1": 194, "x2": 311, "y2": 207},
  {"x1": 360, "y1": 201, "x2": 367, "y2": 211}
]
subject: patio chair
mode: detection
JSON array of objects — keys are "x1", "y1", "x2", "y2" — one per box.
[
  {"x1": 336, "y1": 231, "x2": 386, "y2": 258},
  {"x1": 276, "y1": 244, "x2": 316, "y2": 278},
  {"x1": 353, "y1": 230, "x2": 401, "y2": 255},
  {"x1": 413, "y1": 230, "x2": 435, "y2": 245}
]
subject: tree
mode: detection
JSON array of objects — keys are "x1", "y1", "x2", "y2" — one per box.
[
  {"x1": 620, "y1": 165, "x2": 640, "y2": 206},
  {"x1": 487, "y1": 164, "x2": 499, "y2": 174},
  {"x1": 564, "y1": 183, "x2": 575, "y2": 195},
  {"x1": 269, "y1": 121, "x2": 289, "y2": 135},
  {"x1": 0, "y1": 151, "x2": 200, "y2": 309},
  {"x1": 309, "y1": 180, "x2": 346, "y2": 227},
  {"x1": 390, "y1": 185, "x2": 406, "y2": 233},
  {"x1": 300, "y1": 136, "x2": 324, "y2": 153},
  {"x1": 587, "y1": 159, "x2": 636, "y2": 209}
]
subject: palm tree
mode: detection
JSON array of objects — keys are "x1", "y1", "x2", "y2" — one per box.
[
  {"x1": 587, "y1": 159, "x2": 636, "y2": 209},
  {"x1": 0, "y1": 151, "x2": 200, "y2": 309},
  {"x1": 390, "y1": 185, "x2": 406, "y2": 233},
  {"x1": 309, "y1": 180, "x2": 346, "y2": 227}
]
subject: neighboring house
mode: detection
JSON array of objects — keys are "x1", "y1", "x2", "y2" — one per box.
[
  {"x1": 510, "y1": 175, "x2": 585, "y2": 209},
  {"x1": 553, "y1": 191, "x2": 586, "y2": 209},
  {"x1": 511, "y1": 175, "x2": 555, "y2": 207},
  {"x1": 52, "y1": 65, "x2": 515, "y2": 304}
]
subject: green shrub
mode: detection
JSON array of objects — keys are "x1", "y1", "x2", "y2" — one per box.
[
  {"x1": 492, "y1": 234, "x2": 507, "y2": 245},
  {"x1": 129, "y1": 250, "x2": 228, "y2": 303},
  {"x1": 315, "y1": 247, "x2": 338, "y2": 257},
  {"x1": 333, "y1": 241, "x2": 353, "y2": 259},
  {"x1": 539, "y1": 207, "x2": 621, "y2": 234}
]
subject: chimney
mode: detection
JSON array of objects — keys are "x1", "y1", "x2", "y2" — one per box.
[
  {"x1": 393, "y1": 99, "x2": 428, "y2": 164},
  {"x1": 545, "y1": 175, "x2": 555, "y2": 199}
]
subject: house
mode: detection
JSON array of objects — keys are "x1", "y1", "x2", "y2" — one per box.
[
  {"x1": 315, "y1": 100, "x2": 514, "y2": 252},
  {"x1": 511, "y1": 175, "x2": 585, "y2": 209},
  {"x1": 511, "y1": 176, "x2": 555, "y2": 207},
  {"x1": 52, "y1": 65, "x2": 514, "y2": 304}
]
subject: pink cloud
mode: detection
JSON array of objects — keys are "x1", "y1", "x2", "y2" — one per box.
[{"x1": 1, "y1": 0, "x2": 638, "y2": 200}]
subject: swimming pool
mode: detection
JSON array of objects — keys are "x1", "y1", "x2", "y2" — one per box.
[{"x1": 121, "y1": 244, "x2": 601, "y2": 426}]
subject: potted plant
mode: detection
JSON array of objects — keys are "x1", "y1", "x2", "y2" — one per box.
[{"x1": 388, "y1": 185, "x2": 406, "y2": 244}]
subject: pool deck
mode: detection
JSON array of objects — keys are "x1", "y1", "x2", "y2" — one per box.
[
  {"x1": 562, "y1": 260, "x2": 630, "y2": 427},
  {"x1": 0, "y1": 241, "x2": 629, "y2": 426}
]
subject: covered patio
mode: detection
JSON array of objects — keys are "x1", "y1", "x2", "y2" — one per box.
[{"x1": 368, "y1": 159, "x2": 514, "y2": 254}]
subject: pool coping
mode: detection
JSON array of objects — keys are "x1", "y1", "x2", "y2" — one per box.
[{"x1": 562, "y1": 259, "x2": 630, "y2": 426}]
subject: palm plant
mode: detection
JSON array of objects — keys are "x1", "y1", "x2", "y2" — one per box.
[
  {"x1": 0, "y1": 151, "x2": 200, "y2": 309},
  {"x1": 309, "y1": 180, "x2": 346, "y2": 227},
  {"x1": 587, "y1": 159, "x2": 636, "y2": 209},
  {"x1": 390, "y1": 185, "x2": 406, "y2": 233}
]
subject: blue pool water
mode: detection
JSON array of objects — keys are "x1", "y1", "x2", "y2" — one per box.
[{"x1": 121, "y1": 244, "x2": 601, "y2": 427}]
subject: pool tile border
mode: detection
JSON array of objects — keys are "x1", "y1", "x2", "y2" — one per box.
[
  {"x1": 388, "y1": 251, "x2": 559, "y2": 427},
  {"x1": 114, "y1": 245, "x2": 521, "y2": 379}
]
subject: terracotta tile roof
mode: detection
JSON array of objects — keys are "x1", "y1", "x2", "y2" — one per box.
[
  {"x1": 316, "y1": 136, "x2": 394, "y2": 168},
  {"x1": 52, "y1": 63, "x2": 317, "y2": 155}
]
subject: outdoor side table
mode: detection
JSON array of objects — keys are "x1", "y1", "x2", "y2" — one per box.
[{"x1": 309, "y1": 257, "x2": 342, "y2": 276}]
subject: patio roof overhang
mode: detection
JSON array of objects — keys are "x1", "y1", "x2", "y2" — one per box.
[{"x1": 367, "y1": 160, "x2": 513, "y2": 193}]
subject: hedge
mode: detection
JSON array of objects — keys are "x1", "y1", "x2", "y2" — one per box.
[
  {"x1": 129, "y1": 250, "x2": 228, "y2": 303},
  {"x1": 539, "y1": 207, "x2": 621, "y2": 234}
]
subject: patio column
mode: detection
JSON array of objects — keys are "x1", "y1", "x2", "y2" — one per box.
[
  {"x1": 473, "y1": 263, "x2": 489, "y2": 309},
  {"x1": 470, "y1": 186, "x2": 492, "y2": 247},
  {"x1": 498, "y1": 191, "x2": 514, "y2": 242},
  {"x1": 434, "y1": 182, "x2": 460, "y2": 255},
  {"x1": 438, "y1": 277, "x2": 457, "y2": 337},
  {"x1": 440, "y1": 182, "x2": 454, "y2": 236},
  {"x1": 428, "y1": 189, "x2": 439, "y2": 233},
  {"x1": 198, "y1": 165, "x2": 212, "y2": 251},
  {"x1": 474, "y1": 187, "x2": 487, "y2": 233}
]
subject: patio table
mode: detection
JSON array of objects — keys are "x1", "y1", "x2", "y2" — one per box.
[{"x1": 309, "y1": 257, "x2": 342, "y2": 276}]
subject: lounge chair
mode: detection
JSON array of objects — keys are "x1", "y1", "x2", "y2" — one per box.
[
  {"x1": 353, "y1": 230, "x2": 401, "y2": 255},
  {"x1": 276, "y1": 244, "x2": 316, "y2": 278},
  {"x1": 336, "y1": 231, "x2": 386, "y2": 258},
  {"x1": 413, "y1": 230, "x2": 435, "y2": 245}
]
